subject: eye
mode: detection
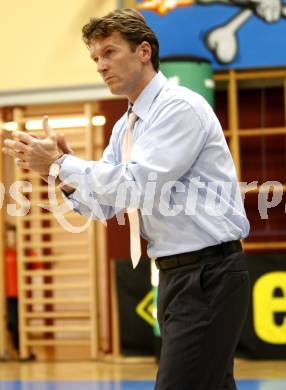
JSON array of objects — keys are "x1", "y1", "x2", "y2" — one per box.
[
  {"x1": 105, "y1": 49, "x2": 113, "y2": 57},
  {"x1": 93, "y1": 57, "x2": 98, "y2": 64}
]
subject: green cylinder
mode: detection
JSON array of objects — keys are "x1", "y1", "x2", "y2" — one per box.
[{"x1": 160, "y1": 55, "x2": 214, "y2": 108}]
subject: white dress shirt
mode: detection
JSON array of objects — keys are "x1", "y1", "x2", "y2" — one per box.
[{"x1": 59, "y1": 71, "x2": 249, "y2": 258}]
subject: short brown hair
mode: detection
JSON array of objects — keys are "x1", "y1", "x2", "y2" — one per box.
[{"x1": 82, "y1": 8, "x2": 160, "y2": 72}]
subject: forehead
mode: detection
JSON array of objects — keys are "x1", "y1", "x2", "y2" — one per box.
[{"x1": 89, "y1": 31, "x2": 130, "y2": 57}]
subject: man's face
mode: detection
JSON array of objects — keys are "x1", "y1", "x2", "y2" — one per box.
[{"x1": 89, "y1": 32, "x2": 145, "y2": 100}]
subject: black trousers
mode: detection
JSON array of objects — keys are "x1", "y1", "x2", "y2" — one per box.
[
  {"x1": 7, "y1": 297, "x2": 19, "y2": 351},
  {"x1": 155, "y1": 245, "x2": 250, "y2": 390}
]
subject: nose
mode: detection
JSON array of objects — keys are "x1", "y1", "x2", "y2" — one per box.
[{"x1": 97, "y1": 58, "x2": 108, "y2": 74}]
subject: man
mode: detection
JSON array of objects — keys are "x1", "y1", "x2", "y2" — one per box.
[{"x1": 3, "y1": 8, "x2": 250, "y2": 389}]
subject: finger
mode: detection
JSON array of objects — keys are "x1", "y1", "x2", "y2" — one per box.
[
  {"x1": 15, "y1": 151, "x2": 26, "y2": 160},
  {"x1": 2, "y1": 147, "x2": 17, "y2": 158},
  {"x1": 3, "y1": 139, "x2": 17, "y2": 149},
  {"x1": 57, "y1": 134, "x2": 74, "y2": 154},
  {"x1": 12, "y1": 131, "x2": 34, "y2": 145},
  {"x1": 16, "y1": 159, "x2": 30, "y2": 169},
  {"x1": 3, "y1": 146, "x2": 27, "y2": 163},
  {"x1": 4, "y1": 139, "x2": 29, "y2": 153},
  {"x1": 30, "y1": 133, "x2": 41, "y2": 139},
  {"x1": 43, "y1": 116, "x2": 57, "y2": 140}
]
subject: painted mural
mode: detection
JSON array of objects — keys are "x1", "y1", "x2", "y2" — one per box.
[{"x1": 128, "y1": 0, "x2": 286, "y2": 69}]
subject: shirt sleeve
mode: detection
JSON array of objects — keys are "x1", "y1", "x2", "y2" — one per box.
[
  {"x1": 59, "y1": 119, "x2": 124, "y2": 220},
  {"x1": 59, "y1": 99, "x2": 208, "y2": 214}
]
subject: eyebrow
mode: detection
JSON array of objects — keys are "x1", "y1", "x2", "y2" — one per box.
[{"x1": 91, "y1": 44, "x2": 118, "y2": 60}]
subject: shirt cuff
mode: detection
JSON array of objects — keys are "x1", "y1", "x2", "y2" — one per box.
[
  {"x1": 59, "y1": 155, "x2": 90, "y2": 182},
  {"x1": 60, "y1": 189, "x2": 82, "y2": 214}
]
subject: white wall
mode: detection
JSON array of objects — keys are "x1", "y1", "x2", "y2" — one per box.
[{"x1": 0, "y1": 0, "x2": 117, "y2": 91}]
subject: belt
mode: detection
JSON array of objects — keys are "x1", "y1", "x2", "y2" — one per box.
[{"x1": 154, "y1": 240, "x2": 242, "y2": 271}]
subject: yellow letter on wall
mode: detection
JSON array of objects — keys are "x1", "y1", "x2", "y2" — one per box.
[{"x1": 253, "y1": 272, "x2": 286, "y2": 344}]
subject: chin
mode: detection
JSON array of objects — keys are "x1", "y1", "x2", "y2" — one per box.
[{"x1": 109, "y1": 85, "x2": 125, "y2": 96}]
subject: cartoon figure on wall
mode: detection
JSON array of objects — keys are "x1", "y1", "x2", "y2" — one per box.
[{"x1": 137, "y1": 0, "x2": 286, "y2": 64}]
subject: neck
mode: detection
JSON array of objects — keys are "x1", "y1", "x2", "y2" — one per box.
[{"x1": 128, "y1": 68, "x2": 157, "y2": 103}]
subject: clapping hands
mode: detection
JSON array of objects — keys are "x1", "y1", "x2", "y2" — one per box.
[{"x1": 2, "y1": 116, "x2": 73, "y2": 179}]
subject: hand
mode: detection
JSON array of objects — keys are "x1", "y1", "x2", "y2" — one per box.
[
  {"x1": 43, "y1": 132, "x2": 74, "y2": 183},
  {"x1": 252, "y1": 0, "x2": 281, "y2": 22},
  {"x1": 2, "y1": 116, "x2": 62, "y2": 176},
  {"x1": 57, "y1": 133, "x2": 74, "y2": 155},
  {"x1": 26, "y1": 132, "x2": 73, "y2": 184}
]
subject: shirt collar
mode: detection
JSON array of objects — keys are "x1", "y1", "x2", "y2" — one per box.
[{"x1": 129, "y1": 71, "x2": 167, "y2": 121}]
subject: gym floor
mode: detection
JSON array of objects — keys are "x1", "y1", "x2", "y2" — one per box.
[{"x1": 0, "y1": 359, "x2": 285, "y2": 389}]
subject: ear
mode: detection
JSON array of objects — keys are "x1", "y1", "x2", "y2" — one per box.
[{"x1": 138, "y1": 41, "x2": 152, "y2": 63}]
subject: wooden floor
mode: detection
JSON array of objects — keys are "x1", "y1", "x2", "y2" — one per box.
[{"x1": 0, "y1": 358, "x2": 285, "y2": 381}]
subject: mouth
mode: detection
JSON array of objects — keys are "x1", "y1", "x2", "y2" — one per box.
[{"x1": 104, "y1": 76, "x2": 115, "y2": 83}]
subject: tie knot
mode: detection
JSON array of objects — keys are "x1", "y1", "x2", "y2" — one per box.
[{"x1": 127, "y1": 111, "x2": 137, "y2": 130}]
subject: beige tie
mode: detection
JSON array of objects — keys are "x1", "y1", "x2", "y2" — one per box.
[{"x1": 122, "y1": 111, "x2": 142, "y2": 269}]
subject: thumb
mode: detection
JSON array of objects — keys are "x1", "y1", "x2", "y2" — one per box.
[
  {"x1": 42, "y1": 115, "x2": 57, "y2": 140},
  {"x1": 57, "y1": 133, "x2": 74, "y2": 154}
]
